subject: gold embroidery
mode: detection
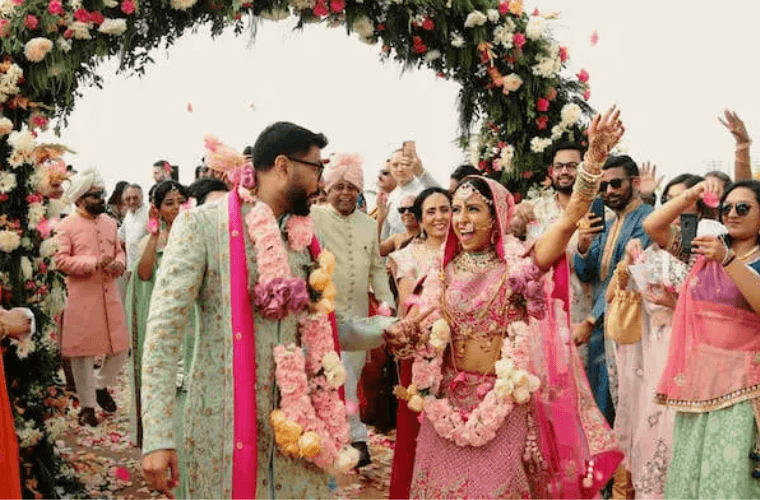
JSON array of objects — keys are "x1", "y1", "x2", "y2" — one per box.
[
  {"x1": 674, "y1": 373, "x2": 685, "y2": 386},
  {"x1": 655, "y1": 384, "x2": 760, "y2": 413}
]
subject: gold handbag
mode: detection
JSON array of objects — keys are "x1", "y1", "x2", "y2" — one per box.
[{"x1": 605, "y1": 262, "x2": 642, "y2": 345}]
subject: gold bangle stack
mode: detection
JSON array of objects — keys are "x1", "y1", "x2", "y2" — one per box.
[{"x1": 572, "y1": 161, "x2": 603, "y2": 201}]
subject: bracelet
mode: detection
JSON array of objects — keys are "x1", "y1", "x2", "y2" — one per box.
[
  {"x1": 736, "y1": 142, "x2": 751, "y2": 150},
  {"x1": 722, "y1": 248, "x2": 736, "y2": 267},
  {"x1": 572, "y1": 162, "x2": 602, "y2": 200}
]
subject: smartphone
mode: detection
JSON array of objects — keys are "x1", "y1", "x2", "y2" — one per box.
[
  {"x1": 680, "y1": 213, "x2": 698, "y2": 254},
  {"x1": 402, "y1": 140, "x2": 416, "y2": 159},
  {"x1": 590, "y1": 198, "x2": 605, "y2": 231}
]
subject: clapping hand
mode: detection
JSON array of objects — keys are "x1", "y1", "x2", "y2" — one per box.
[{"x1": 587, "y1": 106, "x2": 625, "y2": 164}]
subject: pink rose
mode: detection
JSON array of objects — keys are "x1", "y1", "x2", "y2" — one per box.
[
  {"x1": 498, "y1": 1, "x2": 509, "y2": 15},
  {"x1": 24, "y1": 15, "x2": 39, "y2": 30},
  {"x1": 313, "y1": 1, "x2": 328, "y2": 17},
  {"x1": 90, "y1": 11, "x2": 104, "y2": 24},
  {"x1": 536, "y1": 115, "x2": 549, "y2": 130},
  {"x1": 559, "y1": 46, "x2": 568, "y2": 62},
  {"x1": 73, "y1": 8, "x2": 90, "y2": 22},
  {"x1": 121, "y1": 0, "x2": 136, "y2": 14},
  {"x1": 412, "y1": 36, "x2": 427, "y2": 54},
  {"x1": 286, "y1": 215, "x2": 313, "y2": 252},
  {"x1": 329, "y1": 0, "x2": 345, "y2": 13},
  {"x1": 536, "y1": 98, "x2": 549, "y2": 112},
  {"x1": 583, "y1": 89, "x2": 591, "y2": 101},
  {"x1": 577, "y1": 68, "x2": 589, "y2": 83},
  {"x1": 513, "y1": 32, "x2": 526, "y2": 49},
  {"x1": 421, "y1": 18, "x2": 434, "y2": 30},
  {"x1": 48, "y1": 0, "x2": 64, "y2": 15}
]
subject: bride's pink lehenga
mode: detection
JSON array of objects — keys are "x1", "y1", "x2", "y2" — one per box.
[{"x1": 408, "y1": 177, "x2": 622, "y2": 499}]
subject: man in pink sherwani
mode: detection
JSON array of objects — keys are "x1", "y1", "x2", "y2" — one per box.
[{"x1": 56, "y1": 168, "x2": 129, "y2": 427}]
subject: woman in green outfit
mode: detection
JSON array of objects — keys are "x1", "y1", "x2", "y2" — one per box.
[
  {"x1": 644, "y1": 178, "x2": 760, "y2": 498},
  {"x1": 126, "y1": 180, "x2": 194, "y2": 494}
]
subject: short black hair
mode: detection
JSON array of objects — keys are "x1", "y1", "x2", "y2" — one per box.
[
  {"x1": 252, "y1": 122, "x2": 328, "y2": 172},
  {"x1": 152, "y1": 180, "x2": 189, "y2": 208},
  {"x1": 603, "y1": 155, "x2": 639, "y2": 178},
  {"x1": 549, "y1": 141, "x2": 585, "y2": 163},
  {"x1": 188, "y1": 178, "x2": 228, "y2": 205},
  {"x1": 450, "y1": 164, "x2": 480, "y2": 183},
  {"x1": 153, "y1": 159, "x2": 168, "y2": 168}
]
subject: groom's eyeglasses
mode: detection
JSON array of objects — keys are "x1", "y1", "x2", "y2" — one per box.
[
  {"x1": 720, "y1": 202, "x2": 752, "y2": 217},
  {"x1": 287, "y1": 156, "x2": 324, "y2": 178}
]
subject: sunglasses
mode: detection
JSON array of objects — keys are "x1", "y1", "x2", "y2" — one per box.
[
  {"x1": 398, "y1": 206, "x2": 414, "y2": 214},
  {"x1": 379, "y1": 170, "x2": 390, "y2": 176},
  {"x1": 720, "y1": 202, "x2": 753, "y2": 217},
  {"x1": 599, "y1": 177, "x2": 631, "y2": 192}
]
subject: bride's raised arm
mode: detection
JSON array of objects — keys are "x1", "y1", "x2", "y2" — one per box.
[{"x1": 533, "y1": 106, "x2": 624, "y2": 270}]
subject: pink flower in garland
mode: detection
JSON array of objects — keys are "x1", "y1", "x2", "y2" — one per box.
[
  {"x1": 0, "y1": 19, "x2": 9, "y2": 37},
  {"x1": 329, "y1": 0, "x2": 345, "y2": 13},
  {"x1": 498, "y1": 1, "x2": 509, "y2": 15},
  {"x1": 12, "y1": 0, "x2": 23, "y2": 5},
  {"x1": 90, "y1": 11, "x2": 104, "y2": 25},
  {"x1": 63, "y1": 28, "x2": 73, "y2": 38},
  {"x1": 48, "y1": 0, "x2": 64, "y2": 15},
  {"x1": 313, "y1": 0, "x2": 328, "y2": 17},
  {"x1": 513, "y1": 32, "x2": 526, "y2": 49},
  {"x1": 121, "y1": 0, "x2": 136, "y2": 14},
  {"x1": 253, "y1": 276, "x2": 309, "y2": 320},
  {"x1": 577, "y1": 68, "x2": 589, "y2": 83},
  {"x1": 24, "y1": 15, "x2": 39, "y2": 30},
  {"x1": 421, "y1": 18, "x2": 434, "y2": 30},
  {"x1": 559, "y1": 46, "x2": 568, "y2": 62},
  {"x1": 286, "y1": 216, "x2": 313, "y2": 252},
  {"x1": 73, "y1": 8, "x2": 90, "y2": 22},
  {"x1": 536, "y1": 98, "x2": 549, "y2": 112},
  {"x1": 536, "y1": 115, "x2": 549, "y2": 130},
  {"x1": 583, "y1": 89, "x2": 591, "y2": 101}
]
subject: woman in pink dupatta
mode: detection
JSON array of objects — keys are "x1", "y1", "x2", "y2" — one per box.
[
  {"x1": 384, "y1": 108, "x2": 625, "y2": 499},
  {"x1": 644, "y1": 179, "x2": 760, "y2": 498}
]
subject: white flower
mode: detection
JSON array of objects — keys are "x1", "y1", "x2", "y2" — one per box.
[
  {"x1": 39, "y1": 238, "x2": 59, "y2": 258},
  {"x1": 407, "y1": 394, "x2": 425, "y2": 412},
  {"x1": 16, "y1": 421, "x2": 43, "y2": 447},
  {"x1": 8, "y1": 129, "x2": 35, "y2": 153},
  {"x1": 333, "y1": 445, "x2": 360, "y2": 472},
  {"x1": 70, "y1": 0, "x2": 82, "y2": 9},
  {"x1": 450, "y1": 32, "x2": 465, "y2": 48},
  {"x1": 511, "y1": 369, "x2": 530, "y2": 388},
  {"x1": 28, "y1": 202, "x2": 46, "y2": 228},
  {"x1": 469, "y1": 139, "x2": 481, "y2": 167},
  {"x1": 430, "y1": 319, "x2": 451, "y2": 344},
  {"x1": 561, "y1": 103, "x2": 582, "y2": 127},
  {"x1": 498, "y1": 145, "x2": 515, "y2": 172},
  {"x1": 170, "y1": 0, "x2": 197, "y2": 9},
  {"x1": 103, "y1": 0, "x2": 118, "y2": 6},
  {"x1": 494, "y1": 378, "x2": 514, "y2": 398},
  {"x1": 494, "y1": 358, "x2": 515, "y2": 379},
  {"x1": 290, "y1": 0, "x2": 314, "y2": 8},
  {"x1": 493, "y1": 25, "x2": 513, "y2": 49},
  {"x1": 0, "y1": 0, "x2": 16, "y2": 17},
  {"x1": 21, "y1": 257, "x2": 33, "y2": 280},
  {"x1": 69, "y1": 21, "x2": 91, "y2": 40},
  {"x1": 0, "y1": 117, "x2": 12, "y2": 135},
  {"x1": 321, "y1": 351, "x2": 341, "y2": 371},
  {"x1": 486, "y1": 9, "x2": 500, "y2": 22},
  {"x1": 325, "y1": 364, "x2": 347, "y2": 388},
  {"x1": 513, "y1": 385, "x2": 531, "y2": 404},
  {"x1": 98, "y1": 18, "x2": 127, "y2": 36},
  {"x1": 527, "y1": 374, "x2": 541, "y2": 392},
  {"x1": 352, "y1": 16, "x2": 374, "y2": 39},
  {"x1": 424, "y1": 50, "x2": 441, "y2": 62},
  {"x1": 14, "y1": 333, "x2": 36, "y2": 359},
  {"x1": 525, "y1": 16, "x2": 546, "y2": 40},
  {"x1": 501, "y1": 73, "x2": 522, "y2": 94},
  {"x1": 551, "y1": 125, "x2": 564, "y2": 140},
  {"x1": 0, "y1": 171, "x2": 16, "y2": 193},
  {"x1": 464, "y1": 10, "x2": 487, "y2": 28},
  {"x1": 24, "y1": 38, "x2": 54, "y2": 63},
  {"x1": 45, "y1": 416, "x2": 68, "y2": 440},
  {"x1": 0, "y1": 230, "x2": 21, "y2": 252},
  {"x1": 530, "y1": 137, "x2": 552, "y2": 153}
]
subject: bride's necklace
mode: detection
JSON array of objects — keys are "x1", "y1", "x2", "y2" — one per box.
[{"x1": 453, "y1": 248, "x2": 501, "y2": 274}]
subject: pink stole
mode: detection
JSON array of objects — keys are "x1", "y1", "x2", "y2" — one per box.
[
  {"x1": 656, "y1": 256, "x2": 760, "y2": 411},
  {"x1": 227, "y1": 192, "x2": 345, "y2": 499}
]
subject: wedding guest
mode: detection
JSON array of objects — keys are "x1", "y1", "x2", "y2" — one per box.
[
  {"x1": 370, "y1": 159, "x2": 397, "y2": 220},
  {"x1": 187, "y1": 177, "x2": 228, "y2": 206},
  {"x1": 380, "y1": 195, "x2": 420, "y2": 257},
  {"x1": 448, "y1": 164, "x2": 480, "y2": 193},
  {"x1": 118, "y1": 184, "x2": 149, "y2": 286},
  {"x1": 311, "y1": 153, "x2": 396, "y2": 467},
  {"x1": 645, "y1": 178, "x2": 760, "y2": 498},
  {"x1": 387, "y1": 187, "x2": 451, "y2": 499},
  {"x1": 152, "y1": 160, "x2": 173, "y2": 184},
  {"x1": 106, "y1": 180, "x2": 128, "y2": 225},
  {"x1": 56, "y1": 168, "x2": 129, "y2": 427},
  {"x1": 141, "y1": 122, "x2": 353, "y2": 498},
  {"x1": 379, "y1": 145, "x2": 439, "y2": 239}
]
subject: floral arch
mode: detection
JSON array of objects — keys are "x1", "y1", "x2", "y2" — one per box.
[{"x1": 0, "y1": 0, "x2": 590, "y2": 496}]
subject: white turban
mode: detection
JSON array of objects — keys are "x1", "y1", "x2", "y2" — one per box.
[{"x1": 63, "y1": 167, "x2": 105, "y2": 204}]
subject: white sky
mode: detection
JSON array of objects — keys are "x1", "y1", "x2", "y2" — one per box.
[{"x1": 39, "y1": 0, "x2": 760, "y2": 201}]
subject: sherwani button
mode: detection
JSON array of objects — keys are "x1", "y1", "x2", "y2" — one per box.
[
  {"x1": 232, "y1": 230, "x2": 239, "y2": 238},
  {"x1": 235, "y1": 332, "x2": 242, "y2": 341},
  {"x1": 236, "y1": 441, "x2": 243, "y2": 449},
  {"x1": 275, "y1": 483, "x2": 282, "y2": 491}
]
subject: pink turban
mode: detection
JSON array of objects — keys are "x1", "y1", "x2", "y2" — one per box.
[{"x1": 324, "y1": 153, "x2": 364, "y2": 192}]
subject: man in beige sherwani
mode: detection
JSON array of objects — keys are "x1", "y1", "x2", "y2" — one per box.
[
  {"x1": 311, "y1": 153, "x2": 396, "y2": 468},
  {"x1": 56, "y1": 168, "x2": 129, "y2": 427}
]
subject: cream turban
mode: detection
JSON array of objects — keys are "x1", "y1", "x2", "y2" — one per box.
[
  {"x1": 63, "y1": 167, "x2": 105, "y2": 204},
  {"x1": 324, "y1": 153, "x2": 364, "y2": 192}
]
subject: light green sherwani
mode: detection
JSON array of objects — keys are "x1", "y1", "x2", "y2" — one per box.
[{"x1": 141, "y1": 196, "x2": 331, "y2": 499}]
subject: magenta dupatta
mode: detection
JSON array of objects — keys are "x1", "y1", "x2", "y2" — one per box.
[
  {"x1": 656, "y1": 256, "x2": 760, "y2": 411},
  {"x1": 227, "y1": 191, "x2": 344, "y2": 498}
]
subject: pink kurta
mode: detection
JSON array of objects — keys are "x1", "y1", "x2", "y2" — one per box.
[{"x1": 55, "y1": 212, "x2": 129, "y2": 357}]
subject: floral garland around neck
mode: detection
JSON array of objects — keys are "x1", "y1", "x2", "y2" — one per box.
[
  {"x1": 395, "y1": 256, "x2": 545, "y2": 448},
  {"x1": 241, "y1": 190, "x2": 358, "y2": 473}
]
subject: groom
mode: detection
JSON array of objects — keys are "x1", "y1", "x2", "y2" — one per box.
[{"x1": 141, "y1": 122, "x2": 335, "y2": 498}]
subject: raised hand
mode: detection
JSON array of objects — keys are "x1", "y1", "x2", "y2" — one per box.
[
  {"x1": 587, "y1": 106, "x2": 625, "y2": 165},
  {"x1": 719, "y1": 109, "x2": 751, "y2": 145},
  {"x1": 639, "y1": 161, "x2": 664, "y2": 198}
]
